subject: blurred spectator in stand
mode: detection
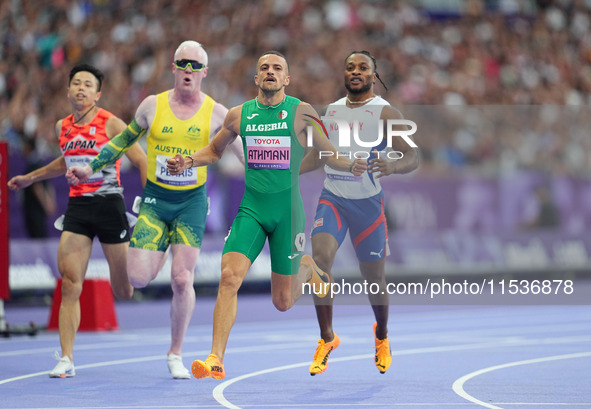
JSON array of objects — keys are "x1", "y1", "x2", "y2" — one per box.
[
  {"x1": 3, "y1": 0, "x2": 591, "y2": 211},
  {"x1": 521, "y1": 184, "x2": 561, "y2": 230}
]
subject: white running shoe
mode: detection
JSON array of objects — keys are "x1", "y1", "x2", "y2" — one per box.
[
  {"x1": 49, "y1": 354, "x2": 75, "y2": 378},
  {"x1": 167, "y1": 353, "x2": 191, "y2": 379}
]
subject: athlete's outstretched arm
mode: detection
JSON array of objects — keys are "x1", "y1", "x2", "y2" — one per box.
[
  {"x1": 8, "y1": 156, "x2": 68, "y2": 190},
  {"x1": 8, "y1": 120, "x2": 68, "y2": 190},
  {"x1": 167, "y1": 105, "x2": 242, "y2": 174},
  {"x1": 297, "y1": 102, "x2": 366, "y2": 176},
  {"x1": 368, "y1": 105, "x2": 420, "y2": 178}
]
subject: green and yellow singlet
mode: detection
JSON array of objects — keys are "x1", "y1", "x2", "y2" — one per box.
[{"x1": 147, "y1": 91, "x2": 214, "y2": 190}]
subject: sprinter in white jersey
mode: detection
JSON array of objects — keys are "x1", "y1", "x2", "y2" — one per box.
[{"x1": 300, "y1": 51, "x2": 419, "y2": 376}]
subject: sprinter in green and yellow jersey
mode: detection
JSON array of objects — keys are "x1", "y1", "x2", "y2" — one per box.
[
  {"x1": 167, "y1": 51, "x2": 367, "y2": 379},
  {"x1": 66, "y1": 41, "x2": 243, "y2": 379}
]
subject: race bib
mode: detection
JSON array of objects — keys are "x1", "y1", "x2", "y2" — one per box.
[
  {"x1": 65, "y1": 155, "x2": 103, "y2": 183},
  {"x1": 327, "y1": 173, "x2": 362, "y2": 182},
  {"x1": 246, "y1": 136, "x2": 290, "y2": 170},
  {"x1": 155, "y1": 154, "x2": 197, "y2": 186}
]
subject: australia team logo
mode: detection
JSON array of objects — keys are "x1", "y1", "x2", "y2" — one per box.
[{"x1": 186, "y1": 124, "x2": 201, "y2": 140}]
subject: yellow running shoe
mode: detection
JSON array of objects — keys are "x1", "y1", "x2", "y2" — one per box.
[
  {"x1": 373, "y1": 322, "x2": 392, "y2": 374},
  {"x1": 191, "y1": 354, "x2": 225, "y2": 380},
  {"x1": 301, "y1": 255, "x2": 331, "y2": 298},
  {"x1": 309, "y1": 333, "x2": 340, "y2": 375}
]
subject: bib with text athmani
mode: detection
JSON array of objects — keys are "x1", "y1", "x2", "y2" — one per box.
[
  {"x1": 246, "y1": 136, "x2": 290, "y2": 170},
  {"x1": 154, "y1": 154, "x2": 197, "y2": 186}
]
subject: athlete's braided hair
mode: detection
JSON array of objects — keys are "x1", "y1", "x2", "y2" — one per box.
[{"x1": 345, "y1": 50, "x2": 388, "y2": 91}]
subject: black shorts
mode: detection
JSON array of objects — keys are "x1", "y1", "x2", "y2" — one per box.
[{"x1": 63, "y1": 194, "x2": 130, "y2": 243}]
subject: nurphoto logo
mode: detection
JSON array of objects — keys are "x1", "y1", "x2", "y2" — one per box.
[{"x1": 305, "y1": 116, "x2": 417, "y2": 160}]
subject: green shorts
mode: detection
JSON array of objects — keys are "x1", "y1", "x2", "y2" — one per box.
[
  {"x1": 130, "y1": 181, "x2": 207, "y2": 252},
  {"x1": 223, "y1": 185, "x2": 305, "y2": 275}
]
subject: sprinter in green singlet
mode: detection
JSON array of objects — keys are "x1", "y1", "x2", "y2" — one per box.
[{"x1": 167, "y1": 51, "x2": 367, "y2": 379}]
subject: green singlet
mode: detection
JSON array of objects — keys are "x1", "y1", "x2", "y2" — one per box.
[{"x1": 223, "y1": 95, "x2": 306, "y2": 275}]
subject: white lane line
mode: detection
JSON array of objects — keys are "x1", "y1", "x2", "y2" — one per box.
[
  {"x1": 3, "y1": 335, "x2": 589, "y2": 396},
  {"x1": 3, "y1": 321, "x2": 589, "y2": 359},
  {"x1": 0, "y1": 354, "x2": 189, "y2": 385},
  {"x1": 452, "y1": 351, "x2": 591, "y2": 409},
  {"x1": 2, "y1": 343, "x2": 590, "y2": 408},
  {"x1": 213, "y1": 337, "x2": 591, "y2": 409},
  {"x1": 0, "y1": 330, "x2": 285, "y2": 358},
  {"x1": 212, "y1": 341, "x2": 514, "y2": 409},
  {"x1": 0, "y1": 340, "x2": 333, "y2": 385}
]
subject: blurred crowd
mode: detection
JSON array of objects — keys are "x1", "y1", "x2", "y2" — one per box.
[{"x1": 2, "y1": 0, "x2": 591, "y2": 175}]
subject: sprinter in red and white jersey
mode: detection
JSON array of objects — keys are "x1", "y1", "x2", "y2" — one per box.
[
  {"x1": 59, "y1": 106, "x2": 125, "y2": 197},
  {"x1": 8, "y1": 64, "x2": 146, "y2": 378}
]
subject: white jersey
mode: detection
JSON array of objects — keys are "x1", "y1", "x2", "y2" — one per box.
[{"x1": 323, "y1": 96, "x2": 389, "y2": 199}]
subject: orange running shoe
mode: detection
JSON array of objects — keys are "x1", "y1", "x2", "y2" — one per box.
[
  {"x1": 373, "y1": 322, "x2": 392, "y2": 374},
  {"x1": 191, "y1": 354, "x2": 225, "y2": 380},
  {"x1": 309, "y1": 333, "x2": 340, "y2": 375},
  {"x1": 301, "y1": 255, "x2": 331, "y2": 298}
]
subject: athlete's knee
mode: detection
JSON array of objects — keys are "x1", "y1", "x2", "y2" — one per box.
[
  {"x1": 218, "y1": 266, "x2": 244, "y2": 294},
  {"x1": 311, "y1": 245, "x2": 335, "y2": 272},
  {"x1": 313, "y1": 253, "x2": 333, "y2": 273},
  {"x1": 170, "y1": 268, "x2": 194, "y2": 293},
  {"x1": 60, "y1": 275, "x2": 83, "y2": 300},
  {"x1": 272, "y1": 292, "x2": 293, "y2": 312},
  {"x1": 128, "y1": 271, "x2": 152, "y2": 288}
]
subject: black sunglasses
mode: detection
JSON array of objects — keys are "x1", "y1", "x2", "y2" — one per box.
[{"x1": 174, "y1": 59, "x2": 205, "y2": 71}]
